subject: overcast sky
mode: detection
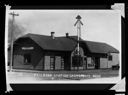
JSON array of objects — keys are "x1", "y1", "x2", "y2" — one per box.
[{"x1": 8, "y1": 9, "x2": 121, "y2": 51}]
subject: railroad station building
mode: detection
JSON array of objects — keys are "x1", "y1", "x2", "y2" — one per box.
[{"x1": 8, "y1": 32, "x2": 119, "y2": 71}]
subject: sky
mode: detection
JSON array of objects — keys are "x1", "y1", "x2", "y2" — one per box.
[{"x1": 8, "y1": 6, "x2": 122, "y2": 52}]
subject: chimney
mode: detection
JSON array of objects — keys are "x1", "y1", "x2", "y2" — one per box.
[
  {"x1": 66, "y1": 33, "x2": 69, "y2": 37},
  {"x1": 51, "y1": 32, "x2": 55, "y2": 39}
]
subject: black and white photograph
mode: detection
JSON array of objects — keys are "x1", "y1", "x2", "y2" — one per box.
[{"x1": 5, "y1": 4, "x2": 125, "y2": 91}]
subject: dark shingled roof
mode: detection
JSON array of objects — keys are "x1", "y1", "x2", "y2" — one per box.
[
  {"x1": 19, "y1": 33, "x2": 77, "y2": 51},
  {"x1": 84, "y1": 41, "x2": 119, "y2": 53},
  {"x1": 67, "y1": 36, "x2": 119, "y2": 53},
  {"x1": 16, "y1": 33, "x2": 119, "y2": 53}
]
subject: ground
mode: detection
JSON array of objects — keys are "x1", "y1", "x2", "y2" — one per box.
[{"x1": 6, "y1": 68, "x2": 120, "y2": 83}]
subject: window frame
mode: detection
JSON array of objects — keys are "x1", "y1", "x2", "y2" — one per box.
[{"x1": 108, "y1": 55, "x2": 112, "y2": 61}]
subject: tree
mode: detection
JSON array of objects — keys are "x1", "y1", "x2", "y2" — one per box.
[{"x1": 8, "y1": 19, "x2": 26, "y2": 44}]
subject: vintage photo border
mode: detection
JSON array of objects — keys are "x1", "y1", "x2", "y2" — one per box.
[{"x1": 1, "y1": 2, "x2": 126, "y2": 94}]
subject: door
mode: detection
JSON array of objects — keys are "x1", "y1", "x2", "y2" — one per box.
[
  {"x1": 83, "y1": 57, "x2": 87, "y2": 69},
  {"x1": 50, "y1": 56, "x2": 55, "y2": 70},
  {"x1": 64, "y1": 55, "x2": 71, "y2": 70},
  {"x1": 55, "y1": 56, "x2": 61, "y2": 70},
  {"x1": 44, "y1": 56, "x2": 50, "y2": 70},
  {"x1": 95, "y1": 57, "x2": 100, "y2": 69}
]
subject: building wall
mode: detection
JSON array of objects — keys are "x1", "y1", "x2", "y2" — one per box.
[
  {"x1": 71, "y1": 47, "x2": 84, "y2": 70},
  {"x1": 43, "y1": 51, "x2": 67, "y2": 70},
  {"x1": 108, "y1": 53, "x2": 119, "y2": 68},
  {"x1": 71, "y1": 48, "x2": 119, "y2": 70},
  {"x1": 44, "y1": 55, "x2": 62, "y2": 70},
  {"x1": 87, "y1": 57, "x2": 95, "y2": 69},
  {"x1": 100, "y1": 53, "x2": 119, "y2": 68},
  {"x1": 13, "y1": 38, "x2": 44, "y2": 70},
  {"x1": 100, "y1": 58, "x2": 108, "y2": 68},
  {"x1": 12, "y1": 38, "x2": 119, "y2": 71}
]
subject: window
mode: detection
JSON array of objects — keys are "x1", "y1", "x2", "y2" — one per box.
[
  {"x1": 50, "y1": 56, "x2": 55, "y2": 70},
  {"x1": 108, "y1": 55, "x2": 112, "y2": 61},
  {"x1": 61, "y1": 57, "x2": 64, "y2": 70},
  {"x1": 49, "y1": 56, "x2": 65, "y2": 70},
  {"x1": 24, "y1": 53, "x2": 31, "y2": 65},
  {"x1": 72, "y1": 55, "x2": 83, "y2": 67}
]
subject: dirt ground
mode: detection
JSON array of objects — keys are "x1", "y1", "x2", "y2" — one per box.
[{"x1": 6, "y1": 69, "x2": 120, "y2": 83}]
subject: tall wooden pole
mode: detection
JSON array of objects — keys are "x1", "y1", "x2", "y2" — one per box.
[
  {"x1": 74, "y1": 15, "x2": 83, "y2": 55},
  {"x1": 9, "y1": 11, "x2": 19, "y2": 72},
  {"x1": 74, "y1": 15, "x2": 83, "y2": 70}
]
